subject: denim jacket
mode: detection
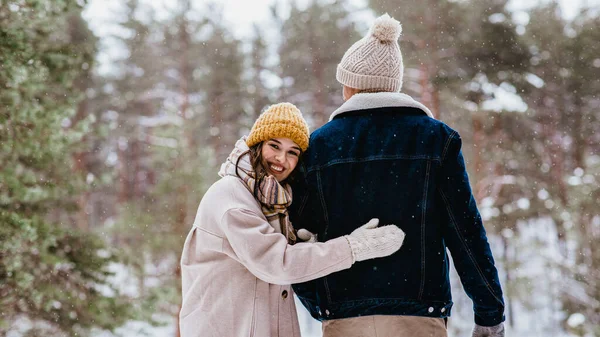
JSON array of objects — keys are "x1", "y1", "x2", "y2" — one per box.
[{"x1": 290, "y1": 92, "x2": 505, "y2": 327}]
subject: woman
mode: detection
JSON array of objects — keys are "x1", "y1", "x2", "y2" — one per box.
[{"x1": 179, "y1": 102, "x2": 405, "y2": 337}]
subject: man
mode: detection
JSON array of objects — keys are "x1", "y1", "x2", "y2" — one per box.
[{"x1": 290, "y1": 14, "x2": 505, "y2": 337}]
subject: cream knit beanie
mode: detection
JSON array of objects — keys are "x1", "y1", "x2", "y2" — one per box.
[{"x1": 336, "y1": 14, "x2": 403, "y2": 92}]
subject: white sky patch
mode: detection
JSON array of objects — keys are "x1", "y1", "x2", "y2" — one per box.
[
  {"x1": 482, "y1": 82, "x2": 529, "y2": 113},
  {"x1": 84, "y1": 0, "x2": 597, "y2": 40},
  {"x1": 512, "y1": 10, "x2": 531, "y2": 25},
  {"x1": 567, "y1": 313, "x2": 586, "y2": 327},
  {"x1": 507, "y1": 0, "x2": 600, "y2": 20},
  {"x1": 526, "y1": 72, "x2": 545, "y2": 88},
  {"x1": 83, "y1": 0, "x2": 595, "y2": 77},
  {"x1": 568, "y1": 176, "x2": 583, "y2": 186},
  {"x1": 517, "y1": 197, "x2": 531, "y2": 210},
  {"x1": 489, "y1": 12, "x2": 507, "y2": 23},
  {"x1": 211, "y1": 0, "x2": 279, "y2": 39},
  {"x1": 537, "y1": 188, "x2": 549, "y2": 200}
]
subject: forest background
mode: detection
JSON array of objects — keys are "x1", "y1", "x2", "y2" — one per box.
[{"x1": 1, "y1": 0, "x2": 599, "y2": 336}]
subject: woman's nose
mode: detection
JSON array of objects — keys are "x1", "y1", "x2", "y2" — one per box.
[{"x1": 275, "y1": 152, "x2": 285, "y2": 163}]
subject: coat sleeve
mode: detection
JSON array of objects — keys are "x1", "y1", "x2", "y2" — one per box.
[
  {"x1": 438, "y1": 131, "x2": 505, "y2": 327},
  {"x1": 220, "y1": 207, "x2": 353, "y2": 285}
]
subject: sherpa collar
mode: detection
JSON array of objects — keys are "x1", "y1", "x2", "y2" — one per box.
[{"x1": 329, "y1": 92, "x2": 434, "y2": 121}]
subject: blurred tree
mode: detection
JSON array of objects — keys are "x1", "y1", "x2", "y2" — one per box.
[
  {"x1": 107, "y1": 0, "x2": 165, "y2": 206},
  {"x1": 143, "y1": 1, "x2": 235, "y2": 334},
  {"x1": 369, "y1": 0, "x2": 465, "y2": 118},
  {"x1": 277, "y1": 0, "x2": 360, "y2": 127},
  {"x1": 459, "y1": 3, "x2": 600, "y2": 334},
  {"x1": 91, "y1": 2, "x2": 247, "y2": 335},
  {"x1": 87, "y1": 0, "x2": 183, "y2": 332},
  {"x1": 0, "y1": 0, "x2": 133, "y2": 335},
  {"x1": 7, "y1": 0, "x2": 594, "y2": 335},
  {"x1": 247, "y1": 24, "x2": 272, "y2": 121},
  {"x1": 197, "y1": 5, "x2": 246, "y2": 163},
  {"x1": 519, "y1": 4, "x2": 600, "y2": 335}
]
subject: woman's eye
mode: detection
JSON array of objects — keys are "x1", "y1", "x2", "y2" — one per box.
[
  {"x1": 270, "y1": 144, "x2": 279, "y2": 149},
  {"x1": 288, "y1": 151, "x2": 299, "y2": 157}
]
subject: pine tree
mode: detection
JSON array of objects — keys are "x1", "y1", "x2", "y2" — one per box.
[
  {"x1": 0, "y1": 1, "x2": 133, "y2": 335},
  {"x1": 247, "y1": 24, "x2": 272, "y2": 122},
  {"x1": 519, "y1": 4, "x2": 600, "y2": 334},
  {"x1": 458, "y1": 3, "x2": 600, "y2": 334},
  {"x1": 197, "y1": 7, "x2": 246, "y2": 163},
  {"x1": 369, "y1": 0, "x2": 466, "y2": 118},
  {"x1": 88, "y1": 2, "x2": 249, "y2": 334}
]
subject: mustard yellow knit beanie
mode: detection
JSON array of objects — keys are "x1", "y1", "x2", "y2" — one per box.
[{"x1": 246, "y1": 102, "x2": 309, "y2": 152}]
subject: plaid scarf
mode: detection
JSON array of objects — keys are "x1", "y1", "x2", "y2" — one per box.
[{"x1": 218, "y1": 137, "x2": 297, "y2": 244}]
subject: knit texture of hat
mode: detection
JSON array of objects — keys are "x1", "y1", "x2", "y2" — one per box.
[
  {"x1": 246, "y1": 102, "x2": 310, "y2": 151},
  {"x1": 336, "y1": 14, "x2": 404, "y2": 92}
]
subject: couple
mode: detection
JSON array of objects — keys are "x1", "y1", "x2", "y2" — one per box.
[{"x1": 179, "y1": 14, "x2": 505, "y2": 337}]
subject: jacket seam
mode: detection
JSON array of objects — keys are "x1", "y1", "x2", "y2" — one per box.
[
  {"x1": 324, "y1": 277, "x2": 333, "y2": 303},
  {"x1": 296, "y1": 189, "x2": 309, "y2": 216},
  {"x1": 317, "y1": 169, "x2": 334, "y2": 309},
  {"x1": 277, "y1": 285, "x2": 281, "y2": 337},
  {"x1": 441, "y1": 130, "x2": 457, "y2": 162},
  {"x1": 296, "y1": 160, "x2": 310, "y2": 216},
  {"x1": 196, "y1": 226, "x2": 224, "y2": 239},
  {"x1": 250, "y1": 278, "x2": 257, "y2": 337},
  {"x1": 307, "y1": 155, "x2": 441, "y2": 173},
  {"x1": 372, "y1": 316, "x2": 379, "y2": 337},
  {"x1": 418, "y1": 160, "x2": 431, "y2": 299},
  {"x1": 316, "y1": 170, "x2": 329, "y2": 235},
  {"x1": 438, "y1": 189, "x2": 504, "y2": 305}
]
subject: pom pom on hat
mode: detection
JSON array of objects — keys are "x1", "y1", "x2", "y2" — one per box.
[{"x1": 369, "y1": 13, "x2": 402, "y2": 42}]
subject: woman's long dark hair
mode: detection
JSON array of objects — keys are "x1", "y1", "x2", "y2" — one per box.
[{"x1": 235, "y1": 141, "x2": 303, "y2": 204}]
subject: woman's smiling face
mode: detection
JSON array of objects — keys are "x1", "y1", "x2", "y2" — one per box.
[{"x1": 260, "y1": 138, "x2": 301, "y2": 182}]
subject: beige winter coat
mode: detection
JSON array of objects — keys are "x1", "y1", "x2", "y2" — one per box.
[{"x1": 180, "y1": 176, "x2": 354, "y2": 337}]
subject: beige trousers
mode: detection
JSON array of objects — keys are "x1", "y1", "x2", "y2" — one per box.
[{"x1": 322, "y1": 315, "x2": 447, "y2": 337}]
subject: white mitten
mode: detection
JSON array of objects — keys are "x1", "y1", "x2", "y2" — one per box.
[
  {"x1": 297, "y1": 229, "x2": 318, "y2": 243},
  {"x1": 344, "y1": 218, "x2": 405, "y2": 263}
]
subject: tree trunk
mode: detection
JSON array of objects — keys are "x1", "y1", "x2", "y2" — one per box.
[
  {"x1": 313, "y1": 61, "x2": 326, "y2": 127},
  {"x1": 175, "y1": 11, "x2": 191, "y2": 336},
  {"x1": 472, "y1": 114, "x2": 484, "y2": 179},
  {"x1": 572, "y1": 97, "x2": 586, "y2": 170},
  {"x1": 431, "y1": 86, "x2": 440, "y2": 120},
  {"x1": 502, "y1": 235, "x2": 515, "y2": 328},
  {"x1": 419, "y1": 63, "x2": 432, "y2": 112}
]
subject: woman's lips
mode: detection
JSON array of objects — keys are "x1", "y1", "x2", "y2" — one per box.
[{"x1": 267, "y1": 163, "x2": 284, "y2": 175}]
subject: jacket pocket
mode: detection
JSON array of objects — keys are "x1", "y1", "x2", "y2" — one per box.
[{"x1": 195, "y1": 227, "x2": 224, "y2": 253}]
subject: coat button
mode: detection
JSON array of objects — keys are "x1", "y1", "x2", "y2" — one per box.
[
  {"x1": 281, "y1": 290, "x2": 288, "y2": 299},
  {"x1": 441, "y1": 308, "x2": 446, "y2": 313},
  {"x1": 428, "y1": 307, "x2": 434, "y2": 313}
]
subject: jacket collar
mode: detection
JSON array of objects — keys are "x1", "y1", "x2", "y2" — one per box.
[{"x1": 329, "y1": 92, "x2": 434, "y2": 121}]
